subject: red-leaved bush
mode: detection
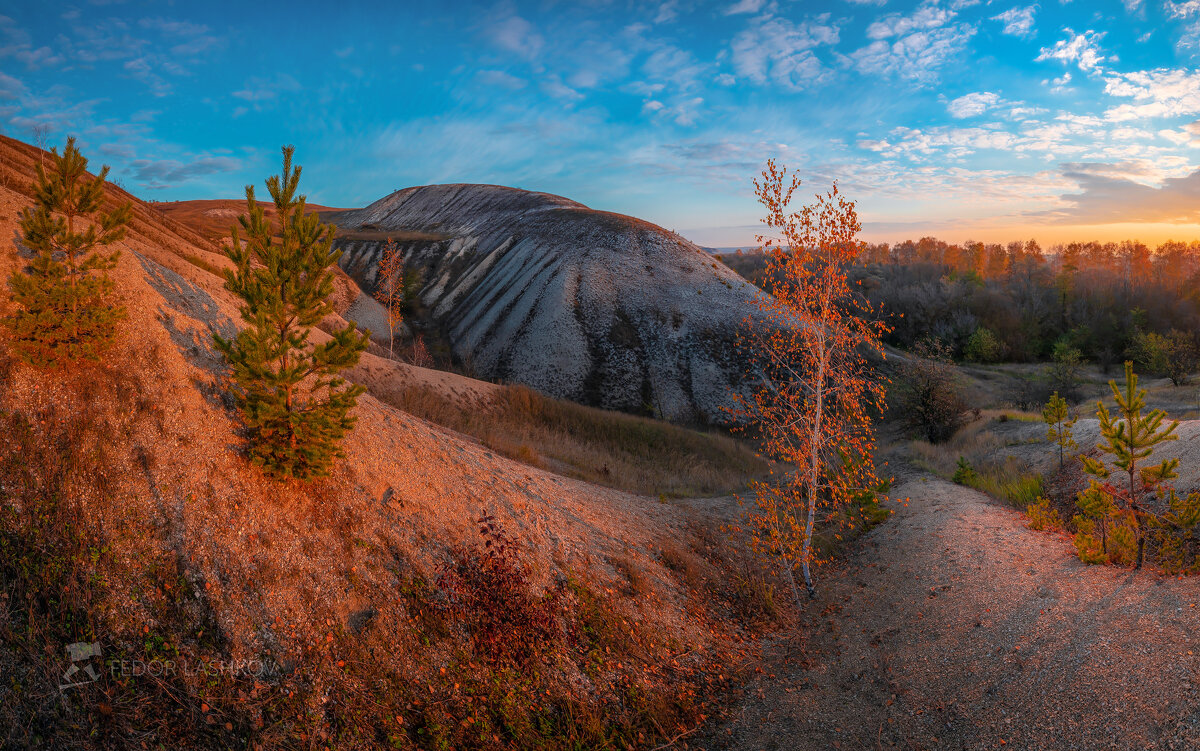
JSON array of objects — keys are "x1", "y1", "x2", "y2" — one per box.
[{"x1": 437, "y1": 512, "x2": 564, "y2": 665}]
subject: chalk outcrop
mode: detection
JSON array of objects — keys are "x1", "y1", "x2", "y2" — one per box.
[{"x1": 330, "y1": 184, "x2": 765, "y2": 424}]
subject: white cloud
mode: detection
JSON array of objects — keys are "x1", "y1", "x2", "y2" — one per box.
[
  {"x1": 123, "y1": 57, "x2": 170, "y2": 96},
  {"x1": 1036, "y1": 29, "x2": 1107, "y2": 72},
  {"x1": 1103, "y1": 68, "x2": 1200, "y2": 121},
  {"x1": 664, "y1": 96, "x2": 705, "y2": 125},
  {"x1": 846, "y1": 23, "x2": 976, "y2": 83},
  {"x1": 1045, "y1": 72, "x2": 1072, "y2": 92},
  {"x1": 0, "y1": 15, "x2": 65, "y2": 68},
  {"x1": 1166, "y1": 0, "x2": 1200, "y2": 18},
  {"x1": 0, "y1": 70, "x2": 27, "y2": 100},
  {"x1": 844, "y1": 0, "x2": 976, "y2": 83},
  {"x1": 730, "y1": 15, "x2": 839, "y2": 89},
  {"x1": 1158, "y1": 128, "x2": 1191, "y2": 145},
  {"x1": 1159, "y1": 119, "x2": 1200, "y2": 145},
  {"x1": 476, "y1": 69, "x2": 526, "y2": 90},
  {"x1": 232, "y1": 74, "x2": 301, "y2": 104},
  {"x1": 482, "y1": 8, "x2": 543, "y2": 61},
  {"x1": 642, "y1": 45, "x2": 706, "y2": 90},
  {"x1": 866, "y1": 4, "x2": 953, "y2": 39},
  {"x1": 539, "y1": 77, "x2": 583, "y2": 101},
  {"x1": 724, "y1": 0, "x2": 768, "y2": 15},
  {"x1": 654, "y1": 1, "x2": 679, "y2": 23},
  {"x1": 864, "y1": 125, "x2": 1018, "y2": 158},
  {"x1": 947, "y1": 91, "x2": 1001, "y2": 118},
  {"x1": 991, "y1": 5, "x2": 1037, "y2": 38}
]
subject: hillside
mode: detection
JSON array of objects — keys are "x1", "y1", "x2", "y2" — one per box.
[
  {"x1": 328, "y1": 184, "x2": 769, "y2": 424},
  {"x1": 0, "y1": 135, "x2": 775, "y2": 748},
  {"x1": 155, "y1": 199, "x2": 348, "y2": 244}
]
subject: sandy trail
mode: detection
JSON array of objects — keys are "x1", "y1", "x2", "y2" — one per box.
[{"x1": 705, "y1": 472, "x2": 1200, "y2": 750}]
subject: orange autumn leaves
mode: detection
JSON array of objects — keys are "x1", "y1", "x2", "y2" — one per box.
[
  {"x1": 731, "y1": 160, "x2": 890, "y2": 603},
  {"x1": 375, "y1": 237, "x2": 405, "y2": 358}
]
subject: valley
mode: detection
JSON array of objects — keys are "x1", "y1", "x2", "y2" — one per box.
[
  {"x1": 3, "y1": 127, "x2": 1200, "y2": 751},
  {"x1": 7, "y1": 0, "x2": 1200, "y2": 747}
]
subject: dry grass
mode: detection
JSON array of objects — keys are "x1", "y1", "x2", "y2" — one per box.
[
  {"x1": 904, "y1": 414, "x2": 1044, "y2": 509},
  {"x1": 907, "y1": 417, "x2": 1006, "y2": 478},
  {"x1": 609, "y1": 553, "x2": 653, "y2": 597},
  {"x1": 180, "y1": 252, "x2": 225, "y2": 278},
  {"x1": 0, "y1": 356, "x2": 745, "y2": 750},
  {"x1": 672, "y1": 521, "x2": 785, "y2": 628},
  {"x1": 154, "y1": 199, "x2": 347, "y2": 242},
  {"x1": 376, "y1": 379, "x2": 768, "y2": 497}
]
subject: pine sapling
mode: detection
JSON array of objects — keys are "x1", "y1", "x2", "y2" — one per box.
[
  {"x1": 1043, "y1": 391, "x2": 1076, "y2": 469},
  {"x1": 6, "y1": 137, "x2": 131, "y2": 367},
  {"x1": 214, "y1": 146, "x2": 370, "y2": 480},
  {"x1": 1077, "y1": 361, "x2": 1179, "y2": 569}
]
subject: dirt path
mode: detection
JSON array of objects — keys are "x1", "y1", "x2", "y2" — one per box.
[{"x1": 704, "y1": 473, "x2": 1200, "y2": 750}]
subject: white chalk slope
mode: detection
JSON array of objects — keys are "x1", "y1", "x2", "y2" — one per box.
[{"x1": 332, "y1": 184, "x2": 768, "y2": 424}]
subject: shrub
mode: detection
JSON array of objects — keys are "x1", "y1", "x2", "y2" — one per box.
[
  {"x1": 895, "y1": 338, "x2": 970, "y2": 443},
  {"x1": 437, "y1": 513, "x2": 564, "y2": 666},
  {"x1": 1164, "y1": 330, "x2": 1200, "y2": 387},
  {"x1": 952, "y1": 456, "x2": 979, "y2": 485},
  {"x1": 1046, "y1": 341, "x2": 1084, "y2": 403},
  {"x1": 1043, "y1": 391, "x2": 1076, "y2": 469},
  {"x1": 1073, "y1": 517, "x2": 1109, "y2": 565},
  {"x1": 1153, "y1": 489, "x2": 1200, "y2": 575},
  {"x1": 1128, "y1": 331, "x2": 1171, "y2": 378},
  {"x1": 1026, "y1": 497, "x2": 1063, "y2": 531},
  {"x1": 964, "y1": 326, "x2": 1004, "y2": 363},
  {"x1": 1077, "y1": 362, "x2": 1179, "y2": 568},
  {"x1": 1108, "y1": 518, "x2": 1139, "y2": 567}
]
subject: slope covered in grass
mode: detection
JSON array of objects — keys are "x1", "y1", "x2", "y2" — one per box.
[{"x1": 0, "y1": 135, "x2": 780, "y2": 749}]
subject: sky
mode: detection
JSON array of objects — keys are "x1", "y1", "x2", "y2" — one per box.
[{"x1": 4, "y1": 0, "x2": 1200, "y2": 247}]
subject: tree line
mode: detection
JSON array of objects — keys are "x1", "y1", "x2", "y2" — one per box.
[{"x1": 725, "y1": 235, "x2": 1200, "y2": 374}]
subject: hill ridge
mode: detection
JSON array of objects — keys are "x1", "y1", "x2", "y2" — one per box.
[{"x1": 330, "y1": 182, "x2": 767, "y2": 424}]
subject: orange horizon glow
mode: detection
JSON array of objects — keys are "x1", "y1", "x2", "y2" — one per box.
[{"x1": 856, "y1": 222, "x2": 1200, "y2": 249}]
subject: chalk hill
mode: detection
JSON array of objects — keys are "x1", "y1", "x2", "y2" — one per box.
[{"x1": 329, "y1": 184, "x2": 766, "y2": 424}]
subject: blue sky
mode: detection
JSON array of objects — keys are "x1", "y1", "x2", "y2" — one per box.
[{"x1": 4, "y1": 0, "x2": 1200, "y2": 246}]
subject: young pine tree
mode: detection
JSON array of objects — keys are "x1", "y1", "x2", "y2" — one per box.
[
  {"x1": 214, "y1": 146, "x2": 370, "y2": 480},
  {"x1": 1043, "y1": 391, "x2": 1076, "y2": 469},
  {"x1": 731, "y1": 161, "x2": 890, "y2": 604},
  {"x1": 7, "y1": 137, "x2": 131, "y2": 367},
  {"x1": 1077, "y1": 361, "x2": 1179, "y2": 569}
]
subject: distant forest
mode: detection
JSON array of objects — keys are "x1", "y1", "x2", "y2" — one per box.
[{"x1": 722, "y1": 237, "x2": 1200, "y2": 373}]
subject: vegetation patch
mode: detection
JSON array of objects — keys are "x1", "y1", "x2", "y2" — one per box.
[
  {"x1": 375, "y1": 378, "x2": 767, "y2": 497},
  {"x1": 951, "y1": 456, "x2": 1044, "y2": 509}
]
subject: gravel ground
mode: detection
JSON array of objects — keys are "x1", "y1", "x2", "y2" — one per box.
[{"x1": 703, "y1": 472, "x2": 1200, "y2": 750}]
